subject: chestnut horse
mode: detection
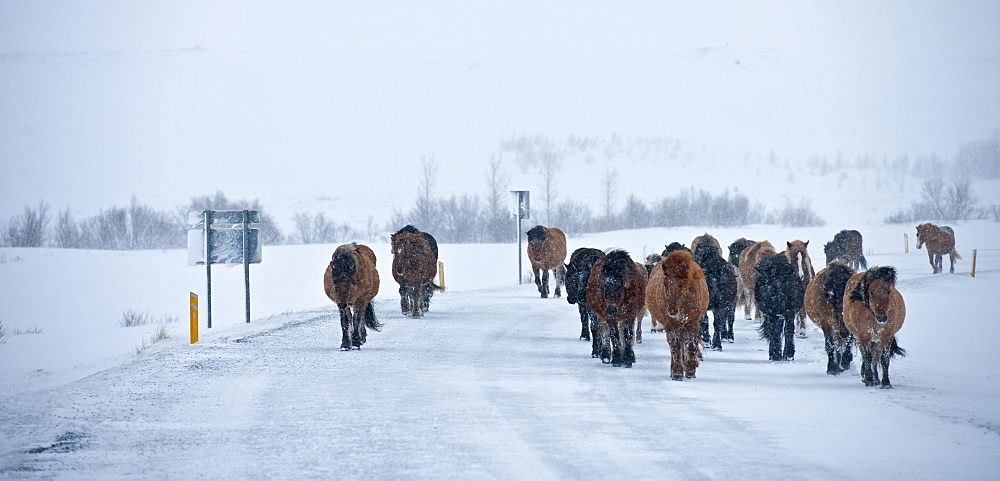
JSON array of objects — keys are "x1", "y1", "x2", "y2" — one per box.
[
  {"x1": 586, "y1": 250, "x2": 648, "y2": 367},
  {"x1": 915, "y1": 223, "x2": 961, "y2": 274},
  {"x1": 646, "y1": 251, "x2": 709, "y2": 380},
  {"x1": 843, "y1": 266, "x2": 907, "y2": 388},
  {"x1": 784, "y1": 240, "x2": 816, "y2": 337},
  {"x1": 804, "y1": 262, "x2": 856, "y2": 374},
  {"x1": 643, "y1": 253, "x2": 665, "y2": 332},
  {"x1": 738, "y1": 240, "x2": 777, "y2": 322},
  {"x1": 391, "y1": 225, "x2": 439, "y2": 317},
  {"x1": 526, "y1": 225, "x2": 567, "y2": 298},
  {"x1": 824, "y1": 229, "x2": 867, "y2": 271},
  {"x1": 754, "y1": 254, "x2": 805, "y2": 361},
  {"x1": 565, "y1": 247, "x2": 605, "y2": 355},
  {"x1": 728, "y1": 238, "x2": 756, "y2": 320},
  {"x1": 324, "y1": 243, "x2": 382, "y2": 350}
]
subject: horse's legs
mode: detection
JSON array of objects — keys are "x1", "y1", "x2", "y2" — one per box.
[
  {"x1": 623, "y1": 320, "x2": 635, "y2": 367},
  {"x1": 609, "y1": 323, "x2": 623, "y2": 366},
  {"x1": 840, "y1": 332, "x2": 855, "y2": 373},
  {"x1": 410, "y1": 285, "x2": 424, "y2": 317},
  {"x1": 398, "y1": 287, "x2": 410, "y2": 315},
  {"x1": 949, "y1": 253, "x2": 956, "y2": 273},
  {"x1": 351, "y1": 306, "x2": 365, "y2": 348},
  {"x1": 666, "y1": 330, "x2": 683, "y2": 380},
  {"x1": 795, "y1": 309, "x2": 808, "y2": 338},
  {"x1": 879, "y1": 347, "x2": 893, "y2": 388},
  {"x1": 763, "y1": 315, "x2": 782, "y2": 361},
  {"x1": 926, "y1": 250, "x2": 937, "y2": 274},
  {"x1": 699, "y1": 314, "x2": 711, "y2": 344},
  {"x1": 577, "y1": 305, "x2": 591, "y2": 341},
  {"x1": 532, "y1": 267, "x2": 544, "y2": 297},
  {"x1": 589, "y1": 311, "x2": 601, "y2": 358},
  {"x1": 712, "y1": 310, "x2": 727, "y2": 351},
  {"x1": 684, "y1": 331, "x2": 699, "y2": 378},
  {"x1": 859, "y1": 343, "x2": 877, "y2": 386},
  {"x1": 338, "y1": 304, "x2": 352, "y2": 351},
  {"x1": 553, "y1": 265, "x2": 565, "y2": 298},
  {"x1": 782, "y1": 313, "x2": 796, "y2": 361},
  {"x1": 824, "y1": 332, "x2": 839, "y2": 375}
]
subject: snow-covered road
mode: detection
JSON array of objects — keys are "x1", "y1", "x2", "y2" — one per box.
[{"x1": 3, "y1": 270, "x2": 998, "y2": 479}]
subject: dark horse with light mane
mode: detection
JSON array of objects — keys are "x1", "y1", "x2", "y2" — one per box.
[
  {"x1": 391, "y1": 225, "x2": 439, "y2": 317},
  {"x1": 916, "y1": 223, "x2": 961, "y2": 274},
  {"x1": 586, "y1": 250, "x2": 647, "y2": 367},
  {"x1": 843, "y1": 266, "x2": 906, "y2": 388},
  {"x1": 527, "y1": 225, "x2": 567, "y2": 298},
  {"x1": 565, "y1": 247, "x2": 605, "y2": 356},
  {"x1": 324, "y1": 243, "x2": 383, "y2": 350}
]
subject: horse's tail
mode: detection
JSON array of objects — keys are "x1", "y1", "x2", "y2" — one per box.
[
  {"x1": 363, "y1": 302, "x2": 383, "y2": 332},
  {"x1": 951, "y1": 249, "x2": 963, "y2": 261},
  {"x1": 858, "y1": 254, "x2": 868, "y2": 270},
  {"x1": 890, "y1": 337, "x2": 906, "y2": 358}
]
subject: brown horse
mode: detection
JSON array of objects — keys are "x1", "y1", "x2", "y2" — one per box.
[
  {"x1": 586, "y1": 250, "x2": 648, "y2": 367},
  {"x1": 324, "y1": 243, "x2": 382, "y2": 350},
  {"x1": 391, "y1": 225, "x2": 439, "y2": 317},
  {"x1": 728, "y1": 238, "x2": 756, "y2": 321},
  {"x1": 738, "y1": 240, "x2": 777, "y2": 322},
  {"x1": 843, "y1": 266, "x2": 907, "y2": 388},
  {"x1": 644, "y1": 253, "x2": 665, "y2": 332},
  {"x1": 646, "y1": 251, "x2": 709, "y2": 380},
  {"x1": 527, "y1": 225, "x2": 567, "y2": 298},
  {"x1": 692, "y1": 233, "x2": 724, "y2": 259},
  {"x1": 915, "y1": 223, "x2": 961, "y2": 274},
  {"x1": 784, "y1": 240, "x2": 816, "y2": 337},
  {"x1": 804, "y1": 262, "x2": 856, "y2": 375}
]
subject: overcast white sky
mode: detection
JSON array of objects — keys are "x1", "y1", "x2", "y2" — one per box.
[{"x1": 2, "y1": 1, "x2": 998, "y2": 222}]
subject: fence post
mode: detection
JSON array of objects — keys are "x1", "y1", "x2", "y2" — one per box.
[
  {"x1": 971, "y1": 249, "x2": 978, "y2": 278},
  {"x1": 438, "y1": 261, "x2": 446, "y2": 292},
  {"x1": 189, "y1": 292, "x2": 199, "y2": 344},
  {"x1": 904, "y1": 233, "x2": 909, "y2": 254}
]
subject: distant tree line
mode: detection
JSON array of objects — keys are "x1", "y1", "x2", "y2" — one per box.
[
  {"x1": 1, "y1": 192, "x2": 284, "y2": 249},
  {"x1": 884, "y1": 179, "x2": 997, "y2": 224}
]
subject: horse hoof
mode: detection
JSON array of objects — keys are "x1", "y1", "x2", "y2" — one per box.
[
  {"x1": 712, "y1": 346, "x2": 722, "y2": 352},
  {"x1": 340, "y1": 346, "x2": 351, "y2": 351},
  {"x1": 685, "y1": 371, "x2": 696, "y2": 379},
  {"x1": 670, "y1": 374, "x2": 684, "y2": 381},
  {"x1": 624, "y1": 362, "x2": 633, "y2": 368}
]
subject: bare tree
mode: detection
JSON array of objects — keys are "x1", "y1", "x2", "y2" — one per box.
[
  {"x1": 2, "y1": 200, "x2": 51, "y2": 247},
  {"x1": 601, "y1": 168, "x2": 619, "y2": 219},
  {"x1": 537, "y1": 148, "x2": 561, "y2": 225},
  {"x1": 413, "y1": 154, "x2": 441, "y2": 233},
  {"x1": 484, "y1": 154, "x2": 511, "y2": 242}
]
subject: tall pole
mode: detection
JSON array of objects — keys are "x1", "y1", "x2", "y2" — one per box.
[
  {"x1": 204, "y1": 210, "x2": 213, "y2": 329},
  {"x1": 243, "y1": 210, "x2": 251, "y2": 323},
  {"x1": 517, "y1": 213, "x2": 523, "y2": 284}
]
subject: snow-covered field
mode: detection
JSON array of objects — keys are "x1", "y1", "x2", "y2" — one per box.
[{"x1": 1, "y1": 221, "x2": 998, "y2": 478}]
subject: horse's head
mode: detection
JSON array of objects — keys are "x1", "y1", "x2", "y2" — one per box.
[
  {"x1": 823, "y1": 241, "x2": 840, "y2": 266},
  {"x1": 599, "y1": 251, "x2": 634, "y2": 317},
  {"x1": 850, "y1": 266, "x2": 897, "y2": 324},
  {"x1": 915, "y1": 224, "x2": 929, "y2": 249}
]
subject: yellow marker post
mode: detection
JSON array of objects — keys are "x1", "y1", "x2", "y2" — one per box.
[
  {"x1": 438, "y1": 261, "x2": 446, "y2": 293},
  {"x1": 189, "y1": 292, "x2": 199, "y2": 344},
  {"x1": 971, "y1": 249, "x2": 978, "y2": 278},
  {"x1": 903, "y1": 233, "x2": 909, "y2": 254}
]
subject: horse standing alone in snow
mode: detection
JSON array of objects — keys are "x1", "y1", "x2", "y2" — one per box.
[
  {"x1": 324, "y1": 243, "x2": 383, "y2": 350},
  {"x1": 843, "y1": 266, "x2": 906, "y2": 388},
  {"x1": 915, "y1": 223, "x2": 961, "y2": 274},
  {"x1": 526, "y1": 225, "x2": 567, "y2": 298}
]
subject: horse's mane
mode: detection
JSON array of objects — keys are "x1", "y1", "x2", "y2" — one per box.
[
  {"x1": 602, "y1": 250, "x2": 634, "y2": 277},
  {"x1": 849, "y1": 266, "x2": 897, "y2": 304},
  {"x1": 526, "y1": 225, "x2": 547, "y2": 242},
  {"x1": 822, "y1": 262, "x2": 853, "y2": 314},
  {"x1": 330, "y1": 243, "x2": 358, "y2": 278},
  {"x1": 662, "y1": 250, "x2": 702, "y2": 281},
  {"x1": 393, "y1": 225, "x2": 421, "y2": 237},
  {"x1": 728, "y1": 238, "x2": 756, "y2": 266}
]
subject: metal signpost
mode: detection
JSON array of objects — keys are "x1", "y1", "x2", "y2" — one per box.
[
  {"x1": 511, "y1": 190, "x2": 530, "y2": 285},
  {"x1": 187, "y1": 210, "x2": 262, "y2": 329}
]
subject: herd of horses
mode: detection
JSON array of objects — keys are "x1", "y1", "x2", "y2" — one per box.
[{"x1": 322, "y1": 222, "x2": 960, "y2": 388}]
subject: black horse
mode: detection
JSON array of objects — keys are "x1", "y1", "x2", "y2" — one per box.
[
  {"x1": 565, "y1": 247, "x2": 606, "y2": 357},
  {"x1": 727, "y1": 238, "x2": 756, "y2": 267},
  {"x1": 754, "y1": 254, "x2": 805, "y2": 361},
  {"x1": 693, "y1": 247, "x2": 738, "y2": 350},
  {"x1": 823, "y1": 229, "x2": 867, "y2": 270}
]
